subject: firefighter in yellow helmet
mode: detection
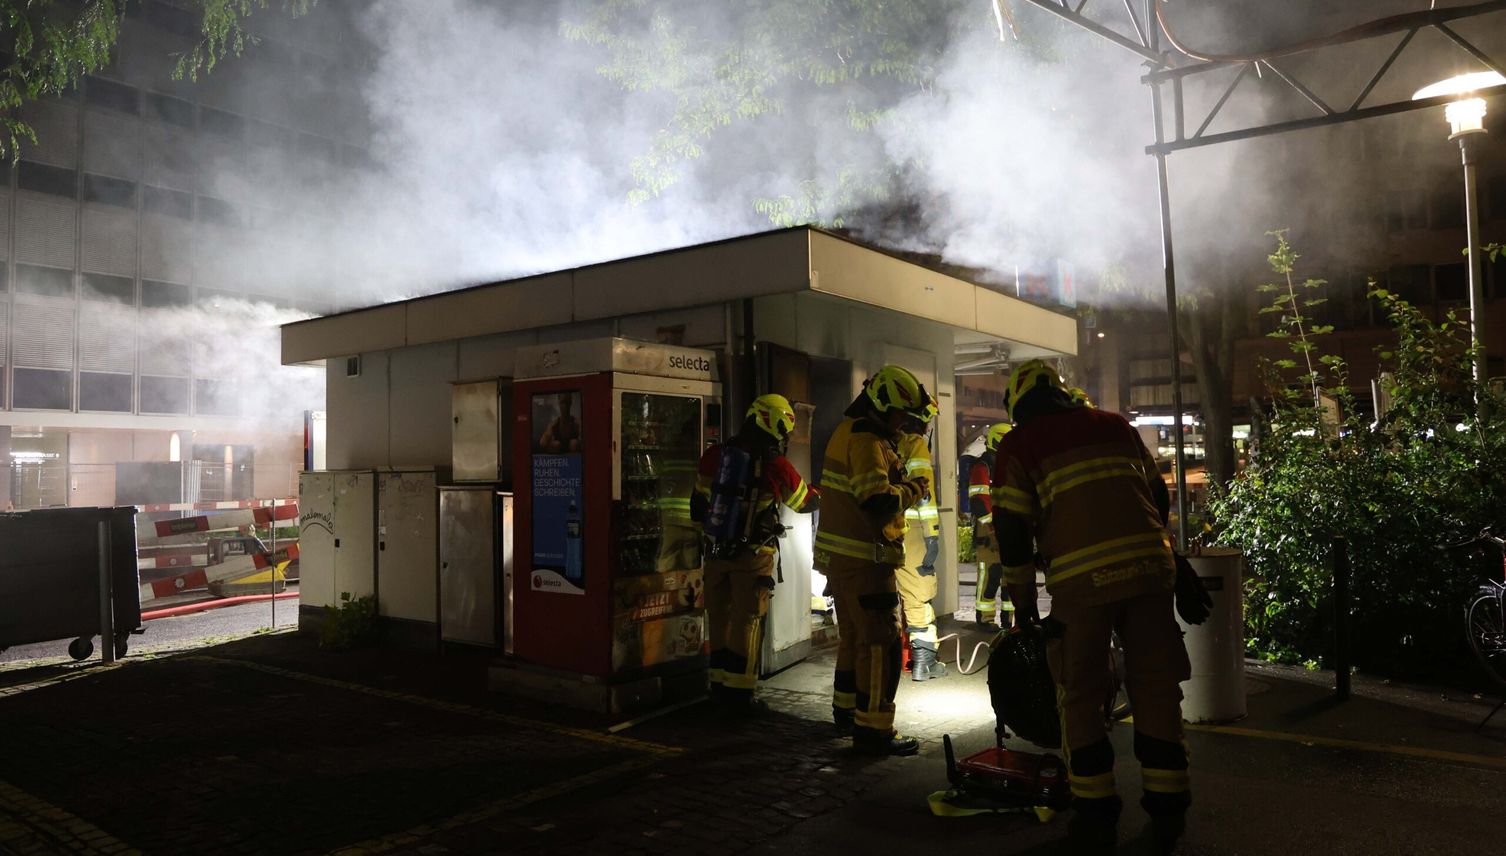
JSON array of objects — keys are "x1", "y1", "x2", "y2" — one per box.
[
  {"x1": 815, "y1": 365, "x2": 931, "y2": 755},
  {"x1": 970, "y1": 422, "x2": 1013, "y2": 628},
  {"x1": 897, "y1": 393, "x2": 946, "y2": 680},
  {"x1": 692, "y1": 394, "x2": 819, "y2": 711},
  {"x1": 990, "y1": 359, "x2": 1191, "y2": 852}
]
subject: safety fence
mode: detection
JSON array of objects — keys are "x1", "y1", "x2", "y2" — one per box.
[{"x1": 134, "y1": 499, "x2": 300, "y2": 608}]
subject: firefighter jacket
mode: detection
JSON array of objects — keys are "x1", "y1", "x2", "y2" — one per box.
[
  {"x1": 815, "y1": 417, "x2": 924, "y2": 570},
  {"x1": 990, "y1": 407, "x2": 1174, "y2": 605},
  {"x1": 899, "y1": 433, "x2": 940, "y2": 538},
  {"x1": 968, "y1": 450, "x2": 995, "y2": 536},
  {"x1": 692, "y1": 440, "x2": 813, "y2": 554}
]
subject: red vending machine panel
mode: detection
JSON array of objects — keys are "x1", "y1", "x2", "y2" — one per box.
[{"x1": 512, "y1": 374, "x2": 613, "y2": 676}]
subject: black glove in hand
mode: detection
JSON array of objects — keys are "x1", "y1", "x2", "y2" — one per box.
[{"x1": 1174, "y1": 552, "x2": 1213, "y2": 625}]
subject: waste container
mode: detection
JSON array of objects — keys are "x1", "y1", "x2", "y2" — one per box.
[
  {"x1": 0, "y1": 507, "x2": 141, "y2": 660},
  {"x1": 1177, "y1": 548, "x2": 1245, "y2": 723}
]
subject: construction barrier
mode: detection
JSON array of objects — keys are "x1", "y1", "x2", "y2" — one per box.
[{"x1": 134, "y1": 499, "x2": 299, "y2": 608}]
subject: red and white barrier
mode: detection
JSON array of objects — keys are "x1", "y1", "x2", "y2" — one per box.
[{"x1": 134, "y1": 498, "x2": 297, "y2": 514}]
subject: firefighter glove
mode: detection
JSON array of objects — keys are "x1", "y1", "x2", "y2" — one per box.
[{"x1": 1174, "y1": 552, "x2": 1213, "y2": 626}]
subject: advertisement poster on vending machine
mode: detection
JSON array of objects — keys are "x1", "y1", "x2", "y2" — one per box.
[{"x1": 530, "y1": 392, "x2": 585, "y2": 595}]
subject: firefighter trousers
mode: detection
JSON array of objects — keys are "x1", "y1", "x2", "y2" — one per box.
[
  {"x1": 1046, "y1": 589, "x2": 1192, "y2": 821},
  {"x1": 973, "y1": 536, "x2": 1011, "y2": 626},
  {"x1": 704, "y1": 549, "x2": 776, "y2": 704},
  {"x1": 829, "y1": 561, "x2": 903, "y2": 735},
  {"x1": 898, "y1": 522, "x2": 940, "y2": 651}
]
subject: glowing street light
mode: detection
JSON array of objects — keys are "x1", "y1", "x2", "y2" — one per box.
[{"x1": 1413, "y1": 71, "x2": 1505, "y2": 397}]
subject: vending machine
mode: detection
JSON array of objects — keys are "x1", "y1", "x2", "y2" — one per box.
[{"x1": 511, "y1": 338, "x2": 722, "y2": 694}]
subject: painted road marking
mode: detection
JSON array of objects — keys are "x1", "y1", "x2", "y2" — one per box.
[
  {"x1": 187, "y1": 656, "x2": 683, "y2": 757},
  {"x1": 0, "y1": 778, "x2": 141, "y2": 856},
  {"x1": 1117, "y1": 715, "x2": 1506, "y2": 772},
  {"x1": 327, "y1": 756, "x2": 662, "y2": 855},
  {"x1": 1186, "y1": 722, "x2": 1506, "y2": 772}
]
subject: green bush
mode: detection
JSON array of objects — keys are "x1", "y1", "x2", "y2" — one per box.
[
  {"x1": 320, "y1": 592, "x2": 379, "y2": 650},
  {"x1": 958, "y1": 518, "x2": 976, "y2": 564},
  {"x1": 1213, "y1": 234, "x2": 1506, "y2": 683}
]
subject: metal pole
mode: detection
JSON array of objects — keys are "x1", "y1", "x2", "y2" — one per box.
[
  {"x1": 1460, "y1": 133, "x2": 1489, "y2": 401},
  {"x1": 1331, "y1": 536, "x2": 1351, "y2": 701},
  {"x1": 1147, "y1": 0, "x2": 1190, "y2": 551},
  {"x1": 270, "y1": 502, "x2": 277, "y2": 630},
  {"x1": 98, "y1": 519, "x2": 115, "y2": 665}
]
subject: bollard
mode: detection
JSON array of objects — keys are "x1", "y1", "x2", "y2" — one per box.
[
  {"x1": 98, "y1": 520, "x2": 115, "y2": 665},
  {"x1": 1330, "y1": 536, "x2": 1350, "y2": 701}
]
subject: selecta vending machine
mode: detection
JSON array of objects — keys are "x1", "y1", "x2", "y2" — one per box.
[{"x1": 510, "y1": 338, "x2": 722, "y2": 710}]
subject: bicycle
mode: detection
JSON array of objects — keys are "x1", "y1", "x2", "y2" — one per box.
[{"x1": 1456, "y1": 527, "x2": 1506, "y2": 729}]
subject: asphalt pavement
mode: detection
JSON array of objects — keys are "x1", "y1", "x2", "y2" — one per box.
[{"x1": 0, "y1": 596, "x2": 298, "y2": 666}]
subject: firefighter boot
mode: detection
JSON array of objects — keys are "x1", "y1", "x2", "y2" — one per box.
[
  {"x1": 1067, "y1": 797, "x2": 1121, "y2": 855},
  {"x1": 852, "y1": 726, "x2": 920, "y2": 757},
  {"x1": 832, "y1": 706, "x2": 855, "y2": 735},
  {"x1": 909, "y1": 644, "x2": 948, "y2": 681}
]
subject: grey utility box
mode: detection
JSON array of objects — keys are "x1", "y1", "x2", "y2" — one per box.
[{"x1": 451, "y1": 379, "x2": 513, "y2": 483}]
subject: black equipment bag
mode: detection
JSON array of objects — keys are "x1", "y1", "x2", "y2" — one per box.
[{"x1": 987, "y1": 626, "x2": 1062, "y2": 749}]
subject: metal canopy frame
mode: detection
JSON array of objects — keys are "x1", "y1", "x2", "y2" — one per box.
[{"x1": 1017, "y1": 0, "x2": 1506, "y2": 548}]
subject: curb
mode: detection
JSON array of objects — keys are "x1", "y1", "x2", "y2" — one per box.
[{"x1": 140, "y1": 592, "x2": 299, "y2": 622}]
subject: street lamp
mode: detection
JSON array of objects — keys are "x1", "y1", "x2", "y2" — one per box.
[{"x1": 1413, "y1": 71, "x2": 1505, "y2": 397}]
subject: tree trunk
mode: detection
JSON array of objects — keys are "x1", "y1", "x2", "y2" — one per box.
[{"x1": 1182, "y1": 292, "x2": 1239, "y2": 493}]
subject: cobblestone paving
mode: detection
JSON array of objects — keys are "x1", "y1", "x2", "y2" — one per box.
[{"x1": 0, "y1": 630, "x2": 994, "y2": 856}]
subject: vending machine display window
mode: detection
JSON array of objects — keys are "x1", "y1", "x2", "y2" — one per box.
[{"x1": 618, "y1": 392, "x2": 702, "y2": 576}]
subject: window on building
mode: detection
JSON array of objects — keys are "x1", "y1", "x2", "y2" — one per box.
[
  {"x1": 342, "y1": 144, "x2": 374, "y2": 170},
  {"x1": 1431, "y1": 188, "x2": 1464, "y2": 230},
  {"x1": 1386, "y1": 264, "x2": 1431, "y2": 305},
  {"x1": 83, "y1": 173, "x2": 137, "y2": 208},
  {"x1": 143, "y1": 0, "x2": 198, "y2": 38},
  {"x1": 197, "y1": 196, "x2": 241, "y2": 227},
  {"x1": 140, "y1": 375, "x2": 190, "y2": 414},
  {"x1": 195, "y1": 379, "x2": 238, "y2": 416},
  {"x1": 17, "y1": 161, "x2": 77, "y2": 197},
  {"x1": 1403, "y1": 190, "x2": 1428, "y2": 230},
  {"x1": 15, "y1": 265, "x2": 74, "y2": 299},
  {"x1": 0, "y1": 265, "x2": 9, "y2": 293},
  {"x1": 247, "y1": 119, "x2": 292, "y2": 150},
  {"x1": 297, "y1": 133, "x2": 337, "y2": 164},
  {"x1": 80, "y1": 372, "x2": 132, "y2": 412},
  {"x1": 1490, "y1": 253, "x2": 1506, "y2": 300},
  {"x1": 146, "y1": 92, "x2": 195, "y2": 129},
  {"x1": 144, "y1": 185, "x2": 193, "y2": 219},
  {"x1": 200, "y1": 107, "x2": 245, "y2": 139},
  {"x1": 12, "y1": 368, "x2": 72, "y2": 410},
  {"x1": 1435, "y1": 262, "x2": 1468, "y2": 303},
  {"x1": 84, "y1": 76, "x2": 140, "y2": 114},
  {"x1": 141, "y1": 280, "x2": 193, "y2": 309},
  {"x1": 1489, "y1": 174, "x2": 1506, "y2": 220},
  {"x1": 82, "y1": 273, "x2": 135, "y2": 304}
]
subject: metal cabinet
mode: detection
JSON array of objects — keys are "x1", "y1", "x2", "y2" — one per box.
[
  {"x1": 452, "y1": 379, "x2": 513, "y2": 483},
  {"x1": 377, "y1": 470, "x2": 439, "y2": 624},
  {"x1": 439, "y1": 488, "x2": 512, "y2": 648},
  {"x1": 297, "y1": 470, "x2": 376, "y2": 611}
]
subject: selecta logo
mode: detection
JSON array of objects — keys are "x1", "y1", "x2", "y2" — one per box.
[
  {"x1": 667, "y1": 353, "x2": 712, "y2": 373},
  {"x1": 533, "y1": 574, "x2": 543, "y2": 589}
]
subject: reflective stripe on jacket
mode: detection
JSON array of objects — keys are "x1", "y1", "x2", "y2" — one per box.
[
  {"x1": 814, "y1": 417, "x2": 911, "y2": 568},
  {"x1": 899, "y1": 433, "x2": 940, "y2": 537},
  {"x1": 990, "y1": 408, "x2": 1173, "y2": 602}
]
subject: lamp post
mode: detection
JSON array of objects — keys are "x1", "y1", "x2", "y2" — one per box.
[{"x1": 1413, "y1": 71, "x2": 1505, "y2": 400}]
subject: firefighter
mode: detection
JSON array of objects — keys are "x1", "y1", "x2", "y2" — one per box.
[
  {"x1": 970, "y1": 422, "x2": 1013, "y2": 629},
  {"x1": 815, "y1": 365, "x2": 932, "y2": 756},
  {"x1": 691, "y1": 394, "x2": 818, "y2": 710},
  {"x1": 898, "y1": 394, "x2": 946, "y2": 680},
  {"x1": 990, "y1": 359, "x2": 1191, "y2": 853}
]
